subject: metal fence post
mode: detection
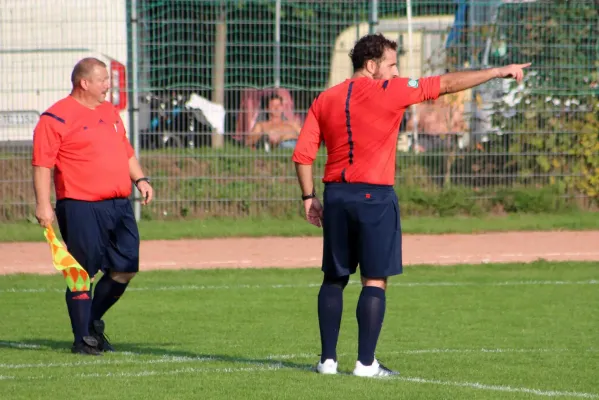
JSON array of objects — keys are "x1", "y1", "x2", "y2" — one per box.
[
  {"x1": 369, "y1": 0, "x2": 378, "y2": 35},
  {"x1": 128, "y1": 0, "x2": 141, "y2": 222},
  {"x1": 211, "y1": 1, "x2": 227, "y2": 149},
  {"x1": 406, "y1": 0, "x2": 419, "y2": 154},
  {"x1": 274, "y1": 0, "x2": 281, "y2": 88}
]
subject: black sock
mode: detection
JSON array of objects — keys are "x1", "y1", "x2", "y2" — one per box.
[
  {"x1": 90, "y1": 274, "x2": 129, "y2": 322},
  {"x1": 356, "y1": 286, "x2": 386, "y2": 366},
  {"x1": 65, "y1": 287, "x2": 92, "y2": 343},
  {"x1": 318, "y1": 282, "x2": 345, "y2": 363}
]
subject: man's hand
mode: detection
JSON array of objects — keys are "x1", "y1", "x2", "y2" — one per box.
[
  {"x1": 495, "y1": 63, "x2": 532, "y2": 83},
  {"x1": 304, "y1": 197, "x2": 324, "y2": 228},
  {"x1": 35, "y1": 202, "x2": 55, "y2": 228},
  {"x1": 136, "y1": 181, "x2": 154, "y2": 205}
]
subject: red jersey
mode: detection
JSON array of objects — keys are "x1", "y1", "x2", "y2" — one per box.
[
  {"x1": 32, "y1": 95, "x2": 134, "y2": 201},
  {"x1": 292, "y1": 76, "x2": 441, "y2": 185}
]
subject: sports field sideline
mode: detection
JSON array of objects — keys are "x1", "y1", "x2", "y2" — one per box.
[
  {"x1": 2, "y1": 230, "x2": 599, "y2": 275},
  {"x1": 1, "y1": 232, "x2": 598, "y2": 399}
]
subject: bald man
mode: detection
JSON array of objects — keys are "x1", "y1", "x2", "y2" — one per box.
[{"x1": 32, "y1": 57, "x2": 154, "y2": 355}]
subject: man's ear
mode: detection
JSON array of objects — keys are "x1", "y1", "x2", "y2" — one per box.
[{"x1": 365, "y1": 59, "x2": 377, "y2": 75}]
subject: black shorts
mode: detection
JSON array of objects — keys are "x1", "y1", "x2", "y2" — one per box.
[
  {"x1": 55, "y1": 198, "x2": 140, "y2": 278},
  {"x1": 322, "y1": 183, "x2": 402, "y2": 279}
]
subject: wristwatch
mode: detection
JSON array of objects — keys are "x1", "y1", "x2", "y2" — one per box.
[
  {"x1": 135, "y1": 177, "x2": 150, "y2": 186},
  {"x1": 301, "y1": 190, "x2": 316, "y2": 201}
]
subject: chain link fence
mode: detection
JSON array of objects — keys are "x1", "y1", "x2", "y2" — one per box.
[{"x1": 1, "y1": 0, "x2": 597, "y2": 221}]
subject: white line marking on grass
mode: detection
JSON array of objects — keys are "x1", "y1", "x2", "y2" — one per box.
[
  {"x1": 4, "y1": 252, "x2": 599, "y2": 275},
  {"x1": 0, "y1": 342, "x2": 41, "y2": 349},
  {"x1": 1, "y1": 348, "x2": 596, "y2": 370},
  {"x1": 0, "y1": 355, "x2": 223, "y2": 370},
  {"x1": 402, "y1": 348, "x2": 567, "y2": 354},
  {"x1": 7, "y1": 362, "x2": 599, "y2": 399},
  {"x1": 17, "y1": 365, "x2": 283, "y2": 381},
  {"x1": 135, "y1": 252, "x2": 599, "y2": 268},
  {"x1": 266, "y1": 347, "x2": 597, "y2": 360},
  {"x1": 398, "y1": 376, "x2": 599, "y2": 399},
  {"x1": 0, "y1": 279, "x2": 597, "y2": 294},
  {"x1": 0, "y1": 288, "x2": 51, "y2": 293}
]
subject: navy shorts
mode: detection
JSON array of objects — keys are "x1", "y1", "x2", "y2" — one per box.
[
  {"x1": 322, "y1": 183, "x2": 402, "y2": 279},
  {"x1": 55, "y1": 198, "x2": 140, "y2": 278}
]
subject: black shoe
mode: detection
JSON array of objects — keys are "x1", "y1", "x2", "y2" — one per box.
[
  {"x1": 71, "y1": 336, "x2": 102, "y2": 356},
  {"x1": 377, "y1": 361, "x2": 400, "y2": 377},
  {"x1": 89, "y1": 319, "x2": 115, "y2": 352}
]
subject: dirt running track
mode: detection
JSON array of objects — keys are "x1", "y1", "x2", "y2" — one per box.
[{"x1": 1, "y1": 231, "x2": 599, "y2": 275}]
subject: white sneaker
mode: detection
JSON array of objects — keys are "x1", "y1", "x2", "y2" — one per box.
[
  {"x1": 316, "y1": 359, "x2": 338, "y2": 375},
  {"x1": 353, "y1": 359, "x2": 399, "y2": 377}
]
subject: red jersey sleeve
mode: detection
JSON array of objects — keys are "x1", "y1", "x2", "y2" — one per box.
[
  {"x1": 384, "y1": 76, "x2": 441, "y2": 110},
  {"x1": 291, "y1": 97, "x2": 322, "y2": 165},
  {"x1": 32, "y1": 114, "x2": 63, "y2": 168}
]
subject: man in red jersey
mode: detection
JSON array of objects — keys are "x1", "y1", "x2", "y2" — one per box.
[
  {"x1": 292, "y1": 34, "x2": 529, "y2": 377},
  {"x1": 32, "y1": 57, "x2": 154, "y2": 356}
]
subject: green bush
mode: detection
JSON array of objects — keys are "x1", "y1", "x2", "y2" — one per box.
[
  {"x1": 490, "y1": 0, "x2": 599, "y2": 206},
  {"x1": 493, "y1": 186, "x2": 573, "y2": 214},
  {"x1": 0, "y1": 144, "x2": 592, "y2": 222},
  {"x1": 127, "y1": 145, "x2": 591, "y2": 220}
]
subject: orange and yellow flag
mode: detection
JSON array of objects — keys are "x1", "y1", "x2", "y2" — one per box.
[{"x1": 43, "y1": 225, "x2": 91, "y2": 292}]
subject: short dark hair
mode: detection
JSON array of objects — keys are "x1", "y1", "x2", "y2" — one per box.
[
  {"x1": 349, "y1": 33, "x2": 398, "y2": 72},
  {"x1": 262, "y1": 93, "x2": 283, "y2": 110},
  {"x1": 265, "y1": 94, "x2": 283, "y2": 104},
  {"x1": 71, "y1": 57, "x2": 107, "y2": 87}
]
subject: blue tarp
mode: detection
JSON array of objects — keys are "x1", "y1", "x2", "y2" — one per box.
[
  {"x1": 445, "y1": 0, "x2": 468, "y2": 48},
  {"x1": 445, "y1": 0, "x2": 506, "y2": 49}
]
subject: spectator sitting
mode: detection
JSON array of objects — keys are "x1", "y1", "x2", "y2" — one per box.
[
  {"x1": 405, "y1": 92, "x2": 467, "y2": 152},
  {"x1": 250, "y1": 94, "x2": 300, "y2": 149}
]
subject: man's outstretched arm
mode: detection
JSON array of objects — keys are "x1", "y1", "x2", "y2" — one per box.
[{"x1": 440, "y1": 63, "x2": 531, "y2": 95}]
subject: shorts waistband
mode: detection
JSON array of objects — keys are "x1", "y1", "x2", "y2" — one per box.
[
  {"x1": 57, "y1": 197, "x2": 129, "y2": 205},
  {"x1": 324, "y1": 182, "x2": 394, "y2": 191}
]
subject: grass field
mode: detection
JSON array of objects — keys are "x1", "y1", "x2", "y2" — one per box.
[
  {"x1": 2, "y1": 211, "x2": 599, "y2": 242},
  {"x1": 1, "y1": 261, "x2": 598, "y2": 399}
]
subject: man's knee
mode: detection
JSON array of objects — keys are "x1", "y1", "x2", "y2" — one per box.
[
  {"x1": 323, "y1": 275, "x2": 350, "y2": 290},
  {"x1": 361, "y1": 276, "x2": 387, "y2": 290},
  {"x1": 110, "y1": 271, "x2": 137, "y2": 284}
]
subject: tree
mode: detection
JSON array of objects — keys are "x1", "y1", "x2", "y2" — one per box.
[{"x1": 489, "y1": 0, "x2": 599, "y2": 203}]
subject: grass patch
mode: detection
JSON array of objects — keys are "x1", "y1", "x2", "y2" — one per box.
[
  {"x1": 0, "y1": 211, "x2": 598, "y2": 242},
  {"x1": 0, "y1": 261, "x2": 598, "y2": 399},
  {"x1": 3, "y1": 146, "x2": 597, "y2": 221}
]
